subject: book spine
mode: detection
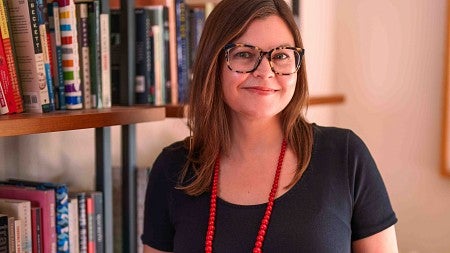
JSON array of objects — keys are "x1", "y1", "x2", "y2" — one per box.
[
  {"x1": 90, "y1": 193, "x2": 102, "y2": 253},
  {"x1": 76, "y1": 2, "x2": 91, "y2": 109},
  {"x1": 135, "y1": 8, "x2": 153, "y2": 104},
  {"x1": 0, "y1": 0, "x2": 23, "y2": 113},
  {"x1": 14, "y1": 220, "x2": 20, "y2": 253},
  {"x1": 7, "y1": 216, "x2": 14, "y2": 253},
  {"x1": 68, "y1": 197, "x2": 79, "y2": 253},
  {"x1": 85, "y1": 196, "x2": 95, "y2": 253},
  {"x1": 99, "y1": 13, "x2": 111, "y2": 108},
  {"x1": 53, "y1": 186, "x2": 69, "y2": 253},
  {"x1": 31, "y1": 207, "x2": 42, "y2": 253},
  {"x1": 7, "y1": 0, "x2": 51, "y2": 113},
  {"x1": 0, "y1": 23, "x2": 15, "y2": 114},
  {"x1": 175, "y1": 0, "x2": 189, "y2": 103},
  {"x1": 76, "y1": 193, "x2": 87, "y2": 253},
  {"x1": 109, "y1": 9, "x2": 120, "y2": 105},
  {"x1": 0, "y1": 215, "x2": 8, "y2": 253},
  {"x1": 36, "y1": 0, "x2": 55, "y2": 111},
  {"x1": 87, "y1": 1, "x2": 101, "y2": 108},
  {"x1": 59, "y1": 0, "x2": 82, "y2": 109},
  {"x1": 0, "y1": 84, "x2": 9, "y2": 114},
  {"x1": 0, "y1": 198, "x2": 32, "y2": 253},
  {"x1": 48, "y1": 1, "x2": 66, "y2": 110}
]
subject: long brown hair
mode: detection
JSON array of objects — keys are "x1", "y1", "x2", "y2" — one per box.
[{"x1": 179, "y1": 0, "x2": 313, "y2": 196}]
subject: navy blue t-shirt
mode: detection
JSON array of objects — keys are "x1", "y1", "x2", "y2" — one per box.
[{"x1": 141, "y1": 125, "x2": 397, "y2": 252}]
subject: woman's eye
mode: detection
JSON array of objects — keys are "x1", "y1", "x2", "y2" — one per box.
[
  {"x1": 272, "y1": 53, "x2": 289, "y2": 60},
  {"x1": 235, "y1": 52, "x2": 253, "y2": 59}
]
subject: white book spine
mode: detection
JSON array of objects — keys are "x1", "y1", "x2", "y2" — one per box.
[
  {"x1": 100, "y1": 13, "x2": 111, "y2": 108},
  {"x1": 68, "y1": 197, "x2": 79, "y2": 253}
]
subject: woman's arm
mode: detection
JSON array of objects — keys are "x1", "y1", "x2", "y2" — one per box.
[
  {"x1": 143, "y1": 245, "x2": 173, "y2": 253},
  {"x1": 352, "y1": 225, "x2": 398, "y2": 253}
]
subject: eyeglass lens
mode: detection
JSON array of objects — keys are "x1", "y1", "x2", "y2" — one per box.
[{"x1": 226, "y1": 45, "x2": 301, "y2": 75}]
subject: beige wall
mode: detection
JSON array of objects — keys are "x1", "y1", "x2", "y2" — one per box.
[{"x1": 1, "y1": 0, "x2": 450, "y2": 252}]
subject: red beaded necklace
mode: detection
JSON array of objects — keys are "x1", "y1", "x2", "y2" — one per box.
[{"x1": 205, "y1": 139, "x2": 288, "y2": 253}]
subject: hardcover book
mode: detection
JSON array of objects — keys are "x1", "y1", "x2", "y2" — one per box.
[{"x1": 0, "y1": 185, "x2": 56, "y2": 253}]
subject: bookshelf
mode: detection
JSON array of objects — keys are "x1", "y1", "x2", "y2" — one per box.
[{"x1": 0, "y1": 106, "x2": 165, "y2": 253}]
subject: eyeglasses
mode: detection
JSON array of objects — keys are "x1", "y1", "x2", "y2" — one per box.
[{"x1": 224, "y1": 43, "x2": 304, "y2": 75}]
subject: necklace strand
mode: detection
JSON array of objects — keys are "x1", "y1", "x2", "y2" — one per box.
[{"x1": 205, "y1": 139, "x2": 288, "y2": 253}]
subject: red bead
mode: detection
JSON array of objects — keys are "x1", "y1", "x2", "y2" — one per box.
[
  {"x1": 204, "y1": 139, "x2": 287, "y2": 253},
  {"x1": 253, "y1": 247, "x2": 262, "y2": 253}
]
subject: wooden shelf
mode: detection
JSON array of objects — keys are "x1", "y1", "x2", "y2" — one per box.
[
  {"x1": 0, "y1": 106, "x2": 165, "y2": 137},
  {"x1": 165, "y1": 94, "x2": 345, "y2": 118}
]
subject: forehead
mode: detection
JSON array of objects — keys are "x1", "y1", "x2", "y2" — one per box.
[{"x1": 234, "y1": 15, "x2": 295, "y2": 49}]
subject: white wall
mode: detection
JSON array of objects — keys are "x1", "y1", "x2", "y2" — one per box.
[{"x1": 331, "y1": 0, "x2": 450, "y2": 252}]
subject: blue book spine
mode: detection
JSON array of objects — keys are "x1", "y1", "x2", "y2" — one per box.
[
  {"x1": 175, "y1": 0, "x2": 189, "y2": 103},
  {"x1": 36, "y1": 0, "x2": 55, "y2": 111},
  {"x1": 48, "y1": 2, "x2": 66, "y2": 110}
]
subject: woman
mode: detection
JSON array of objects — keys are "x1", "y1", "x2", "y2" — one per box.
[{"x1": 142, "y1": 0, "x2": 398, "y2": 252}]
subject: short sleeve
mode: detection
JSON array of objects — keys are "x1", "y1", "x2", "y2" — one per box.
[
  {"x1": 141, "y1": 148, "x2": 177, "y2": 251},
  {"x1": 348, "y1": 131, "x2": 397, "y2": 240}
]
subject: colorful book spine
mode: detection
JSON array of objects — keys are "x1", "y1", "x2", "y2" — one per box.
[
  {"x1": 87, "y1": 0, "x2": 101, "y2": 108},
  {"x1": 0, "y1": 198, "x2": 32, "y2": 253},
  {"x1": 0, "y1": 185, "x2": 56, "y2": 253},
  {"x1": 85, "y1": 196, "x2": 95, "y2": 253},
  {"x1": 0, "y1": 0, "x2": 23, "y2": 113},
  {"x1": 89, "y1": 192, "x2": 102, "y2": 253},
  {"x1": 7, "y1": 0, "x2": 52, "y2": 113},
  {"x1": 76, "y1": 2, "x2": 91, "y2": 109},
  {"x1": 175, "y1": 0, "x2": 189, "y2": 103},
  {"x1": 0, "y1": 34, "x2": 14, "y2": 114},
  {"x1": 48, "y1": 1, "x2": 66, "y2": 110},
  {"x1": 0, "y1": 83, "x2": 8, "y2": 114},
  {"x1": 31, "y1": 207, "x2": 42, "y2": 253},
  {"x1": 36, "y1": 0, "x2": 56, "y2": 111},
  {"x1": 59, "y1": 0, "x2": 82, "y2": 109},
  {"x1": 100, "y1": 13, "x2": 111, "y2": 108}
]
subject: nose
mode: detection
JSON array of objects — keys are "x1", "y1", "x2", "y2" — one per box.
[{"x1": 252, "y1": 55, "x2": 275, "y2": 78}]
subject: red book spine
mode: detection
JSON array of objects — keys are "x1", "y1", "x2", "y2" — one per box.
[{"x1": 0, "y1": 33, "x2": 15, "y2": 113}]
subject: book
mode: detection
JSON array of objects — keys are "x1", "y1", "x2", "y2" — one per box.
[
  {"x1": 76, "y1": 2, "x2": 92, "y2": 109},
  {"x1": 68, "y1": 197, "x2": 79, "y2": 253},
  {"x1": 109, "y1": 9, "x2": 120, "y2": 105},
  {"x1": 75, "y1": 193, "x2": 87, "y2": 253},
  {"x1": 0, "y1": 214, "x2": 9, "y2": 253},
  {"x1": 0, "y1": 185, "x2": 56, "y2": 253},
  {"x1": 7, "y1": 0, "x2": 52, "y2": 113},
  {"x1": 36, "y1": 0, "x2": 56, "y2": 112},
  {"x1": 0, "y1": 77, "x2": 9, "y2": 114},
  {"x1": 85, "y1": 196, "x2": 95, "y2": 253},
  {"x1": 0, "y1": 198, "x2": 32, "y2": 253},
  {"x1": 87, "y1": 0, "x2": 101, "y2": 109},
  {"x1": 135, "y1": 8, "x2": 154, "y2": 104},
  {"x1": 6, "y1": 179, "x2": 69, "y2": 253},
  {"x1": 31, "y1": 207, "x2": 42, "y2": 253},
  {"x1": 7, "y1": 216, "x2": 14, "y2": 253},
  {"x1": 100, "y1": 13, "x2": 111, "y2": 108},
  {"x1": 0, "y1": 0, "x2": 23, "y2": 113},
  {"x1": 58, "y1": 0, "x2": 83, "y2": 109},
  {"x1": 175, "y1": 0, "x2": 190, "y2": 103},
  {"x1": 88, "y1": 192, "x2": 102, "y2": 253},
  {"x1": 48, "y1": 1, "x2": 66, "y2": 110},
  {"x1": 0, "y1": 30, "x2": 15, "y2": 114},
  {"x1": 14, "y1": 219, "x2": 20, "y2": 253},
  {"x1": 145, "y1": 5, "x2": 170, "y2": 105}
]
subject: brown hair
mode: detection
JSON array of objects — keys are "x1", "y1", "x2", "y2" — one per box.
[{"x1": 179, "y1": 0, "x2": 313, "y2": 196}]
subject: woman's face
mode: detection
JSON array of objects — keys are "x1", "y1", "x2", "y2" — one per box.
[{"x1": 221, "y1": 15, "x2": 297, "y2": 121}]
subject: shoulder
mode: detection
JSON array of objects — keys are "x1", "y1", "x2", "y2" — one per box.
[
  {"x1": 312, "y1": 124, "x2": 366, "y2": 153},
  {"x1": 150, "y1": 140, "x2": 189, "y2": 184}
]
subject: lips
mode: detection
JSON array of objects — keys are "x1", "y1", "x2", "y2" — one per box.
[{"x1": 243, "y1": 86, "x2": 278, "y2": 95}]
